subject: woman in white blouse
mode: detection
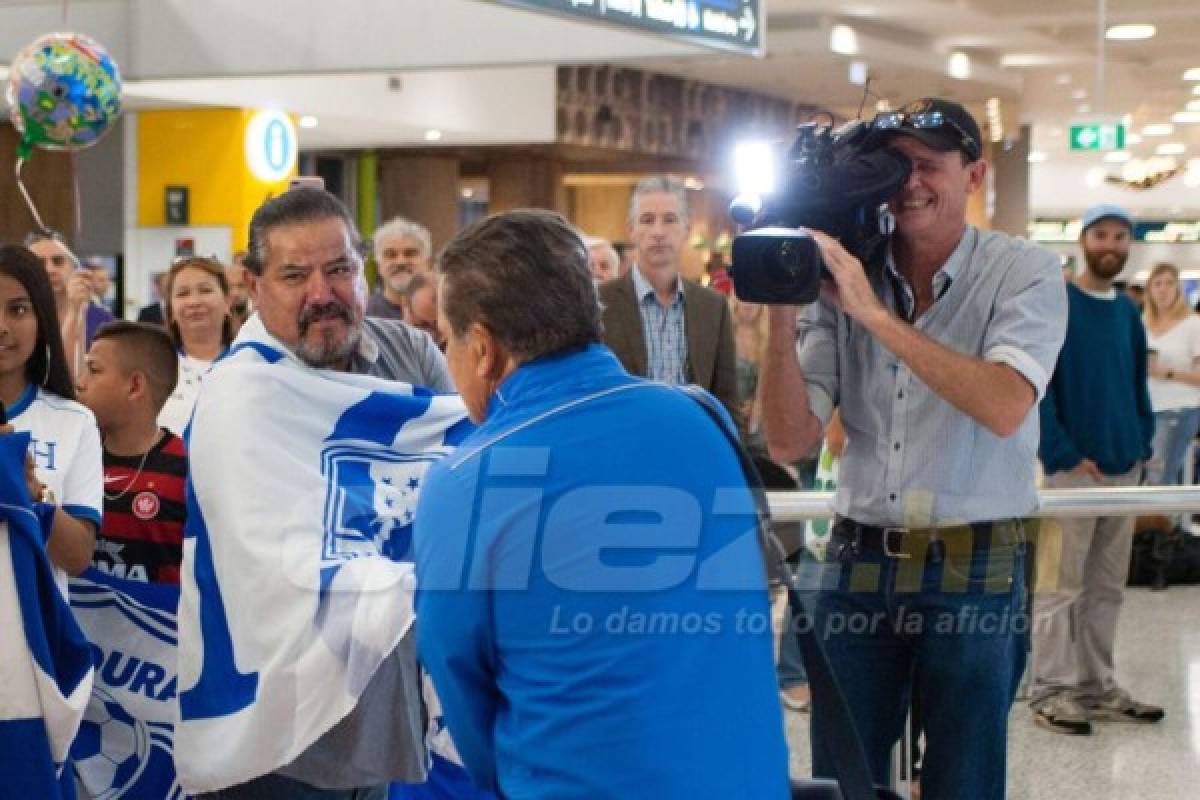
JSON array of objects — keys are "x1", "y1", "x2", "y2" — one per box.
[
  {"x1": 157, "y1": 257, "x2": 233, "y2": 434},
  {"x1": 1143, "y1": 262, "x2": 1200, "y2": 490}
]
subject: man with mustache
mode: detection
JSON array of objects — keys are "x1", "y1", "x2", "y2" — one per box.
[
  {"x1": 1032, "y1": 203, "x2": 1162, "y2": 735},
  {"x1": 188, "y1": 188, "x2": 453, "y2": 799},
  {"x1": 367, "y1": 216, "x2": 433, "y2": 322}
]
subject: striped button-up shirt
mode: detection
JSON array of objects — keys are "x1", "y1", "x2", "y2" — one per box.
[
  {"x1": 632, "y1": 265, "x2": 689, "y2": 385},
  {"x1": 796, "y1": 226, "x2": 1068, "y2": 526}
]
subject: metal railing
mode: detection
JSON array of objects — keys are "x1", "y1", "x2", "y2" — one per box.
[{"x1": 766, "y1": 486, "x2": 1200, "y2": 521}]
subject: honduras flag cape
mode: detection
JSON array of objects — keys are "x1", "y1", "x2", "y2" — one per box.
[
  {"x1": 0, "y1": 432, "x2": 94, "y2": 798},
  {"x1": 69, "y1": 570, "x2": 185, "y2": 799},
  {"x1": 175, "y1": 315, "x2": 471, "y2": 793}
]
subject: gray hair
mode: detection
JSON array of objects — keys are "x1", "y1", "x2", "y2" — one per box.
[
  {"x1": 243, "y1": 188, "x2": 361, "y2": 276},
  {"x1": 373, "y1": 216, "x2": 432, "y2": 262},
  {"x1": 628, "y1": 175, "x2": 689, "y2": 227}
]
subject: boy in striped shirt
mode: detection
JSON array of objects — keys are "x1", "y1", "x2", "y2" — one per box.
[{"x1": 77, "y1": 321, "x2": 187, "y2": 584}]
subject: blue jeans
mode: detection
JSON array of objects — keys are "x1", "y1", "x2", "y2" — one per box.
[
  {"x1": 196, "y1": 774, "x2": 387, "y2": 800},
  {"x1": 779, "y1": 555, "x2": 813, "y2": 689},
  {"x1": 1146, "y1": 407, "x2": 1200, "y2": 488},
  {"x1": 805, "y1": 521, "x2": 1027, "y2": 800}
]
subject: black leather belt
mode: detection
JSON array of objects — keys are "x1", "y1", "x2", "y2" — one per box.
[{"x1": 832, "y1": 517, "x2": 1023, "y2": 560}]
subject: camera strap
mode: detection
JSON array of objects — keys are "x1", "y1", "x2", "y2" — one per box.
[{"x1": 678, "y1": 385, "x2": 880, "y2": 800}]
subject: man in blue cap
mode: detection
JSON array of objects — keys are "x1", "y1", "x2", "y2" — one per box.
[{"x1": 1032, "y1": 203, "x2": 1163, "y2": 734}]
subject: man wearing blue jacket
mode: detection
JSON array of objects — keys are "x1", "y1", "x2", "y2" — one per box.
[
  {"x1": 413, "y1": 209, "x2": 789, "y2": 799},
  {"x1": 1033, "y1": 203, "x2": 1163, "y2": 735}
]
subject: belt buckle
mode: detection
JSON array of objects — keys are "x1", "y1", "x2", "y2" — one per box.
[{"x1": 882, "y1": 527, "x2": 911, "y2": 559}]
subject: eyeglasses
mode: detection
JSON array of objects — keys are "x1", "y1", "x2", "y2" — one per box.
[{"x1": 871, "y1": 111, "x2": 981, "y2": 161}]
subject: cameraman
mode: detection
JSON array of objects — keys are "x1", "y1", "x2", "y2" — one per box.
[{"x1": 760, "y1": 98, "x2": 1067, "y2": 800}]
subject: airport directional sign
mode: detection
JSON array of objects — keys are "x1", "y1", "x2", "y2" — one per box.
[{"x1": 494, "y1": 1, "x2": 764, "y2": 55}]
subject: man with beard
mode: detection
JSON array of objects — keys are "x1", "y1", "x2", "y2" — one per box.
[
  {"x1": 367, "y1": 216, "x2": 433, "y2": 321},
  {"x1": 186, "y1": 188, "x2": 454, "y2": 799},
  {"x1": 225, "y1": 251, "x2": 252, "y2": 335},
  {"x1": 1032, "y1": 203, "x2": 1162, "y2": 735}
]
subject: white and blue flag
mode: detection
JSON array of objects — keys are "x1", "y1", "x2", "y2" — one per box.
[
  {"x1": 175, "y1": 316, "x2": 472, "y2": 793},
  {"x1": 0, "y1": 432, "x2": 94, "y2": 799},
  {"x1": 69, "y1": 570, "x2": 185, "y2": 799}
]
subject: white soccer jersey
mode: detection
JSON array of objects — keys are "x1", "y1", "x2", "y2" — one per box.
[{"x1": 8, "y1": 385, "x2": 104, "y2": 591}]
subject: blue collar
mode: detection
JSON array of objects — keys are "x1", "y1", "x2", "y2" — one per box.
[
  {"x1": 484, "y1": 344, "x2": 626, "y2": 420},
  {"x1": 6, "y1": 383, "x2": 36, "y2": 419},
  {"x1": 886, "y1": 225, "x2": 976, "y2": 287}
]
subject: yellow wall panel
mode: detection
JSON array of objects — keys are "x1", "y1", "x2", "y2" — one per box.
[{"x1": 137, "y1": 108, "x2": 295, "y2": 250}]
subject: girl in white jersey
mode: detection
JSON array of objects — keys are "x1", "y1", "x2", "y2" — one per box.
[{"x1": 0, "y1": 245, "x2": 101, "y2": 582}]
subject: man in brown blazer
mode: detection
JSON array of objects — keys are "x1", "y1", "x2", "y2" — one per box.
[{"x1": 599, "y1": 175, "x2": 743, "y2": 434}]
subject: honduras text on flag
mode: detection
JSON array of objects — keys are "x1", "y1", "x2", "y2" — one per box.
[
  {"x1": 175, "y1": 316, "x2": 472, "y2": 793},
  {"x1": 69, "y1": 569, "x2": 185, "y2": 799},
  {"x1": 0, "y1": 432, "x2": 94, "y2": 799}
]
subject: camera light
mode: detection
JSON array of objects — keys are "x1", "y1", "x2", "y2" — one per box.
[
  {"x1": 734, "y1": 141, "x2": 776, "y2": 198},
  {"x1": 830, "y1": 25, "x2": 858, "y2": 56}
]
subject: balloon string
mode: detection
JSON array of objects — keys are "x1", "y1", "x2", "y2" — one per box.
[
  {"x1": 15, "y1": 157, "x2": 51, "y2": 236},
  {"x1": 70, "y1": 150, "x2": 83, "y2": 244}
]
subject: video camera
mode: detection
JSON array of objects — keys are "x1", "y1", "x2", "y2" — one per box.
[{"x1": 728, "y1": 118, "x2": 913, "y2": 305}]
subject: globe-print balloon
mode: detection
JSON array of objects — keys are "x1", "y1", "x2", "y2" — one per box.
[{"x1": 5, "y1": 32, "x2": 122, "y2": 157}]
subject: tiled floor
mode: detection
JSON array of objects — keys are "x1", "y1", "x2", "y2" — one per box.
[{"x1": 784, "y1": 585, "x2": 1200, "y2": 799}]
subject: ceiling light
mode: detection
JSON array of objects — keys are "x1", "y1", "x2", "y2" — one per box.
[
  {"x1": 298, "y1": 115, "x2": 319, "y2": 129},
  {"x1": 1027, "y1": 151, "x2": 1047, "y2": 163},
  {"x1": 1105, "y1": 151, "x2": 1132, "y2": 163},
  {"x1": 1143, "y1": 123, "x2": 1174, "y2": 136},
  {"x1": 1001, "y1": 53, "x2": 1050, "y2": 68},
  {"x1": 947, "y1": 51, "x2": 971, "y2": 81},
  {"x1": 1105, "y1": 24, "x2": 1156, "y2": 41},
  {"x1": 424, "y1": 129, "x2": 443, "y2": 142},
  {"x1": 830, "y1": 25, "x2": 858, "y2": 55},
  {"x1": 1156, "y1": 142, "x2": 1187, "y2": 156},
  {"x1": 1127, "y1": 133, "x2": 1143, "y2": 144},
  {"x1": 1173, "y1": 111, "x2": 1200, "y2": 124},
  {"x1": 461, "y1": 188, "x2": 475, "y2": 199},
  {"x1": 875, "y1": 98, "x2": 892, "y2": 113},
  {"x1": 1188, "y1": 100, "x2": 1200, "y2": 112},
  {"x1": 684, "y1": 177, "x2": 706, "y2": 191},
  {"x1": 848, "y1": 61, "x2": 869, "y2": 86},
  {"x1": 1055, "y1": 73, "x2": 1072, "y2": 85},
  {"x1": 1184, "y1": 68, "x2": 1200, "y2": 81},
  {"x1": 1071, "y1": 89, "x2": 1088, "y2": 100},
  {"x1": 1192, "y1": 85, "x2": 1200, "y2": 95},
  {"x1": 1076, "y1": 103, "x2": 1091, "y2": 114}
]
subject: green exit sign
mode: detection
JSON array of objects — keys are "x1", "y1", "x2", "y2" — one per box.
[{"x1": 1070, "y1": 123, "x2": 1126, "y2": 151}]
